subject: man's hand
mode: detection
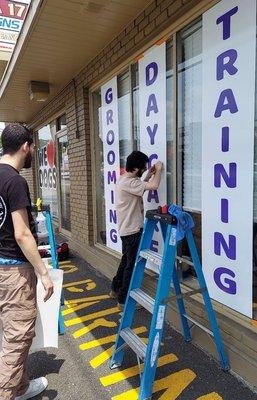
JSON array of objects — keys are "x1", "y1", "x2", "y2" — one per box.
[
  {"x1": 154, "y1": 161, "x2": 164, "y2": 171},
  {"x1": 41, "y1": 271, "x2": 54, "y2": 302},
  {"x1": 144, "y1": 166, "x2": 156, "y2": 182}
]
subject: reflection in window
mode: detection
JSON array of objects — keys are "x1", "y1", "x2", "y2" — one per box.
[
  {"x1": 58, "y1": 135, "x2": 70, "y2": 231},
  {"x1": 177, "y1": 19, "x2": 202, "y2": 280},
  {"x1": 37, "y1": 122, "x2": 58, "y2": 218},
  {"x1": 177, "y1": 20, "x2": 202, "y2": 212},
  {"x1": 132, "y1": 40, "x2": 174, "y2": 202},
  {"x1": 253, "y1": 38, "x2": 257, "y2": 310},
  {"x1": 57, "y1": 114, "x2": 67, "y2": 131},
  {"x1": 118, "y1": 69, "x2": 133, "y2": 173}
]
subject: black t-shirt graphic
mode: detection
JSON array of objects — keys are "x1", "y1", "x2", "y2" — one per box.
[{"x1": 0, "y1": 164, "x2": 37, "y2": 261}]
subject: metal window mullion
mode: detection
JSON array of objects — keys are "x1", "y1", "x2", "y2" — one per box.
[{"x1": 172, "y1": 32, "x2": 178, "y2": 205}]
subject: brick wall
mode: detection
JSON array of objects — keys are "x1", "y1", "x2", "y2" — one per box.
[
  {"x1": 29, "y1": 0, "x2": 204, "y2": 246},
  {"x1": 20, "y1": 163, "x2": 37, "y2": 203}
]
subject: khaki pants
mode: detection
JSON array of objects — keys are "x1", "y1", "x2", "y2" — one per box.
[{"x1": 0, "y1": 264, "x2": 37, "y2": 400}]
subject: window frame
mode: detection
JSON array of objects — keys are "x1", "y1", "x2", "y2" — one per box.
[
  {"x1": 35, "y1": 110, "x2": 68, "y2": 229},
  {"x1": 88, "y1": 0, "x2": 257, "y2": 319}
]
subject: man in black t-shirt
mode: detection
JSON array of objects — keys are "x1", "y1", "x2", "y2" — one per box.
[{"x1": 0, "y1": 124, "x2": 54, "y2": 400}]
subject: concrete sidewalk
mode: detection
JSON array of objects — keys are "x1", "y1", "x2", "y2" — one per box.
[{"x1": 28, "y1": 253, "x2": 257, "y2": 400}]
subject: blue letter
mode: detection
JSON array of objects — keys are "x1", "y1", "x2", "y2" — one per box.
[
  {"x1": 221, "y1": 198, "x2": 229, "y2": 223},
  {"x1": 147, "y1": 190, "x2": 159, "y2": 203},
  {"x1": 147, "y1": 124, "x2": 158, "y2": 145},
  {"x1": 216, "y1": 7, "x2": 238, "y2": 40},
  {"x1": 214, "y1": 232, "x2": 236, "y2": 260},
  {"x1": 146, "y1": 62, "x2": 158, "y2": 86},
  {"x1": 110, "y1": 229, "x2": 117, "y2": 243},
  {"x1": 214, "y1": 162, "x2": 236, "y2": 188},
  {"x1": 214, "y1": 267, "x2": 237, "y2": 294},
  {"x1": 109, "y1": 209, "x2": 117, "y2": 224},
  {"x1": 217, "y1": 49, "x2": 238, "y2": 81},
  {"x1": 146, "y1": 94, "x2": 158, "y2": 117},
  {"x1": 108, "y1": 171, "x2": 116, "y2": 184},
  {"x1": 214, "y1": 89, "x2": 238, "y2": 118},
  {"x1": 105, "y1": 88, "x2": 113, "y2": 104},
  {"x1": 106, "y1": 110, "x2": 113, "y2": 125},
  {"x1": 106, "y1": 130, "x2": 114, "y2": 144}
]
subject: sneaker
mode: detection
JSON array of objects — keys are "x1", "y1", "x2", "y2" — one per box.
[
  {"x1": 15, "y1": 377, "x2": 48, "y2": 400},
  {"x1": 109, "y1": 290, "x2": 118, "y2": 299},
  {"x1": 117, "y1": 302, "x2": 124, "y2": 311}
]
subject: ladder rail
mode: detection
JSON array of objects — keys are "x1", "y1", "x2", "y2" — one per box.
[
  {"x1": 110, "y1": 208, "x2": 230, "y2": 400},
  {"x1": 139, "y1": 224, "x2": 177, "y2": 400},
  {"x1": 186, "y1": 229, "x2": 229, "y2": 370},
  {"x1": 110, "y1": 218, "x2": 157, "y2": 368},
  {"x1": 44, "y1": 209, "x2": 65, "y2": 335}
]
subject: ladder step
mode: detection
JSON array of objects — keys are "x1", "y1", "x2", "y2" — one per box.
[
  {"x1": 130, "y1": 289, "x2": 155, "y2": 313},
  {"x1": 183, "y1": 314, "x2": 214, "y2": 337},
  {"x1": 120, "y1": 328, "x2": 147, "y2": 360},
  {"x1": 140, "y1": 249, "x2": 162, "y2": 274}
]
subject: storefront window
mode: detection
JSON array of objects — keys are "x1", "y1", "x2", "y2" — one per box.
[
  {"x1": 92, "y1": 10, "x2": 257, "y2": 317},
  {"x1": 177, "y1": 20, "x2": 202, "y2": 212},
  {"x1": 92, "y1": 89, "x2": 105, "y2": 244},
  {"x1": 131, "y1": 40, "x2": 173, "y2": 202},
  {"x1": 176, "y1": 20, "x2": 202, "y2": 282},
  {"x1": 252, "y1": 38, "x2": 257, "y2": 313},
  {"x1": 93, "y1": 70, "x2": 134, "y2": 245},
  {"x1": 93, "y1": 42, "x2": 174, "y2": 246},
  {"x1": 58, "y1": 134, "x2": 71, "y2": 231},
  {"x1": 118, "y1": 69, "x2": 133, "y2": 172},
  {"x1": 57, "y1": 114, "x2": 67, "y2": 131},
  {"x1": 37, "y1": 122, "x2": 58, "y2": 218}
]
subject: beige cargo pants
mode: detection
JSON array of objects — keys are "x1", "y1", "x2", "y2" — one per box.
[{"x1": 0, "y1": 264, "x2": 37, "y2": 400}]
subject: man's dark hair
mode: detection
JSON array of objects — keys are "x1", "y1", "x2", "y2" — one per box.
[
  {"x1": 126, "y1": 151, "x2": 149, "y2": 172},
  {"x1": 1, "y1": 123, "x2": 33, "y2": 155}
]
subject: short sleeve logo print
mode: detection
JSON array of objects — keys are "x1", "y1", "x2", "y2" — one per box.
[{"x1": 0, "y1": 196, "x2": 7, "y2": 229}]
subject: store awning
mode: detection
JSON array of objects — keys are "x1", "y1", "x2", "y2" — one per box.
[{"x1": 0, "y1": 0, "x2": 150, "y2": 123}]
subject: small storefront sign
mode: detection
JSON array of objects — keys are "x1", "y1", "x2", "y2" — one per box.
[
  {"x1": 101, "y1": 77, "x2": 122, "y2": 252},
  {"x1": 38, "y1": 140, "x2": 58, "y2": 218},
  {"x1": 139, "y1": 42, "x2": 167, "y2": 254},
  {"x1": 202, "y1": 0, "x2": 256, "y2": 317},
  {"x1": 0, "y1": 0, "x2": 30, "y2": 56}
]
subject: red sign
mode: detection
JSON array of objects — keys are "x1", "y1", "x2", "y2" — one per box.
[{"x1": 0, "y1": 0, "x2": 29, "y2": 20}]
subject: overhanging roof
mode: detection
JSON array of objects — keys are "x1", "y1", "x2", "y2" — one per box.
[{"x1": 0, "y1": 0, "x2": 151, "y2": 123}]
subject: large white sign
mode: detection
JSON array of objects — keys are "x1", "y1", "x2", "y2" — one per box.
[
  {"x1": 101, "y1": 77, "x2": 122, "y2": 252},
  {"x1": 139, "y1": 42, "x2": 167, "y2": 253},
  {"x1": 202, "y1": 0, "x2": 256, "y2": 317}
]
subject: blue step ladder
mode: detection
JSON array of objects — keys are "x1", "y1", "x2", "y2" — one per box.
[
  {"x1": 110, "y1": 208, "x2": 229, "y2": 400},
  {"x1": 33, "y1": 201, "x2": 65, "y2": 335}
]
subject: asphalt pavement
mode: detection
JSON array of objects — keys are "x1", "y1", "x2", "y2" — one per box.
[{"x1": 27, "y1": 253, "x2": 257, "y2": 400}]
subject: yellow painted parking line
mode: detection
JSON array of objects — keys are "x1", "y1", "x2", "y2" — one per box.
[
  {"x1": 112, "y1": 369, "x2": 196, "y2": 400},
  {"x1": 90, "y1": 337, "x2": 148, "y2": 370},
  {"x1": 59, "y1": 261, "x2": 72, "y2": 265},
  {"x1": 63, "y1": 279, "x2": 96, "y2": 291},
  {"x1": 63, "y1": 279, "x2": 92, "y2": 287},
  {"x1": 65, "y1": 294, "x2": 110, "y2": 305},
  {"x1": 100, "y1": 353, "x2": 178, "y2": 387},
  {"x1": 64, "y1": 306, "x2": 120, "y2": 327},
  {"x1": 197, "y1": 393, "x2": 223, "y2": 400},
  {"x1": 81, "y1": 327, "x2": 147, "y2": 351},
  {"x1": 62, "y1": 301, "x2": 99, "y2": 316},
  {"x1": 90, "y1": 345, "x2": 115, "y2": 369},
  {"x1": 60, "y1": 264, "x2": 78, "y2": 274},
  {"x1": 73, "y1": 318, "x2": 117, "y2": 339}
]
